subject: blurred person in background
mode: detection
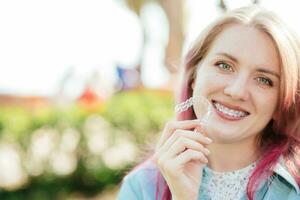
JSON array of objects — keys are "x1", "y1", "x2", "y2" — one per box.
[{"x1": 117, "y1": 5, "x2": 300, "y2": 200}]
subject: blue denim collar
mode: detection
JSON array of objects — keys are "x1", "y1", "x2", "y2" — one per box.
[{"x1": 273, "y1": 156, "x2": 300, "y2": 194}]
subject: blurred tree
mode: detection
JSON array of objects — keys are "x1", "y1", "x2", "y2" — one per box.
[
  {"x1": 159, "y1": 0, "x2": 184, "y2": 74},
  {"x1": 123, "y1": 0, "x2": 184, "y2": 81},
  {"x1": 218, "y1": 0, "x2": 260, "y2": 12},
  {"x1": 120, "y1": 0, "x2": 146, "y2": 87},
  {"x1": 218, "y1": 0, "x2": 228, "y2": 12}
]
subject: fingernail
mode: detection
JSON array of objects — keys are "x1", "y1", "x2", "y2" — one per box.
[
  {"x1": 205, "y1": 137, "x2": 213, "y2": 144},
  {"x1": 195, "y1": 126, "x2": 202, "y2": 132},
  {"x1": 204, "y1": 157, "x2": 209, "y2": 163},
  {"x1": 204, "y1": 148, "x2": 210, "y2": 155}
]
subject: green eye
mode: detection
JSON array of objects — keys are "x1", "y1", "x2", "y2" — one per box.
[
  {"x1": 216, "y1": 62, "x2": 233, "y2": 72},
  {"x1": 257, "y1": 77, "x2": 273, "y2": 86}
]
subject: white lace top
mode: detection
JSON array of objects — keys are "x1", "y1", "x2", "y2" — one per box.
[{"x1": 199, "y1": 162, "x2": 257, "y2": 200}]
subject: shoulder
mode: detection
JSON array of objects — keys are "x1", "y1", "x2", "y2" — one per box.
[
  {"x1": 263, "y1": 174, "x2": 300, "y2": 200},
  {"x1": 262, "y1": 157, "x2": 300, "y2": 200},
  {"x1": 123, "y1": 160, "x2": 159, "y2": 189},
  {"x1": 117, "y1": 160, "x2": 160, "y2": 200},
  {"x1": 127, "y1": 159, "x2": 159, "y2": 177}
]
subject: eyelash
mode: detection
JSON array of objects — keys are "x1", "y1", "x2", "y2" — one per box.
[
  {"x1": 256, "y1": 77, "x2": 273, "y2": 86},
  {"x1": 214, "y1": 61, "x2": 274, "y2": 87},
  {"x1": 215, "y1": 61, "x2": 233, "y2": 72}
]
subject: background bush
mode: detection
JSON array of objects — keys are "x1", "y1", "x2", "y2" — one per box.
[{"x1": 0, "y1": 89, "x2": 174, "y2": 200}]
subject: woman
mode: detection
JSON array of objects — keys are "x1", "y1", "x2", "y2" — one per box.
[{"x1": 117, "y1": 5, "x2": 300, "y2": 200}]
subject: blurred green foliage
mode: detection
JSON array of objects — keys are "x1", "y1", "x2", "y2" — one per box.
[
  {"x1": 0, "y1": 89, "x2": 174, "y2": 199},
  {"x1": 102, "y1": 90, "x2": 174, "y2": 143}
]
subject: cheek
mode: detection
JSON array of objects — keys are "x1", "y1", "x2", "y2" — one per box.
[
  {"x1": 193, "y1": 75, "x2": 216, "y2": 96},
  {"x1": 193, "y1": 73, "x2": 228, "y2": 96},
  {"x1": 254, "y1": 92, "x2": 278, "y2": 118}
]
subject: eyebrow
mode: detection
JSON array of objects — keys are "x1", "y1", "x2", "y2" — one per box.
[
  {"x1": 215, "y1": 52, "x2": 280, "y2": 79},
  {"x1": 216, "y1": 52, "x2": 239, "y2": 64},
  {"x1": 256, "y1": 68, "x2": 280, "y2": 79}
]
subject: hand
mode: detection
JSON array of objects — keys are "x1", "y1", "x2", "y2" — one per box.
[{"x1": 153, "y1": 119, "x2": 213, "y2": 200}]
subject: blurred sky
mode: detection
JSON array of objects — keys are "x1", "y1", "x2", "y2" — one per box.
[{"x1": 0, "y1": 0, "x2": 300, "y2": 97}]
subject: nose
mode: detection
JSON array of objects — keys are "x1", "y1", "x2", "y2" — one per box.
[{"x1": 223, "y1": 75, "x2": 250, "y2": 101}]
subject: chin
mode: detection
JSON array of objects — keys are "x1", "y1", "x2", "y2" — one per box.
[{"x1": 206, "y1": 127, "x2": 244, "y2": 141}]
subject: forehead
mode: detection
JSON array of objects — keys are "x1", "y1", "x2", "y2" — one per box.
[{"x1": 206, "y1": 24, "x2": 280, "y2": 73}]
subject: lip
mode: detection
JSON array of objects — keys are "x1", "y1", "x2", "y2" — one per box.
[{"x1": 211, "y1": 100, "x2": 250, "y2": 121}]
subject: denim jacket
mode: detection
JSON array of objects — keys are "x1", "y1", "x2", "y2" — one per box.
[{"x1": 117, "y1": 158, "x2": 300, "y2": 200}]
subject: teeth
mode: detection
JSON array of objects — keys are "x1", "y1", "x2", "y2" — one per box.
[{"x1": 214, "y1": 102, "x2": 247, "y2": 118}]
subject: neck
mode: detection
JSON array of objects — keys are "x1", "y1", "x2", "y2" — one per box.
[{"x1": 206, "y1": 137, "x2": 260, "y2": 172}]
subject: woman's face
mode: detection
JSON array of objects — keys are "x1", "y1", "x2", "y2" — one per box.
[{"x1": 192, "y1": 24, "x2": 280, "y2": 144}]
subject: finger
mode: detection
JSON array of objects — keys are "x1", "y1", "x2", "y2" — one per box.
[
  {"x1": 175, "y1": 149, "x2": 208, "y2": 165},
  {"x1": 165, "y1": 137, "x2": 210, "y2": 159},
  {"x1": 157, "y1": 129, "x2": 212, "y2": 156},
  {"x1": 156, "y1": 119, "x2": 202, "y2": 149},
  {"x1": 194, "y1": 126, "x2": 209, "y2": 138},
  {"x1": 164, "y1": 129, "x2": 212, "y2": 150}
]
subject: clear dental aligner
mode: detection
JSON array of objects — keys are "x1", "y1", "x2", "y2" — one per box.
[
  {"x1": 175, "y1": 96, "x2": 212, "y2": 127},
  {"x1": 174, "y1": 97, "x2": 194, "y2": 114}
]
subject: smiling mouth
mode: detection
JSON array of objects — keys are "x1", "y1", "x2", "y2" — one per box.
[{"x1": 211, "y1": 100, "x2": 250, "y2": 120}]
